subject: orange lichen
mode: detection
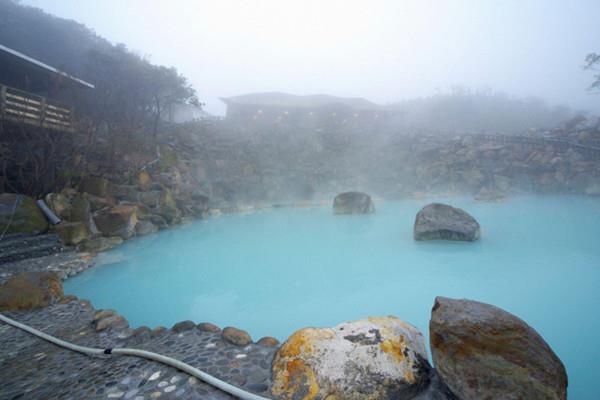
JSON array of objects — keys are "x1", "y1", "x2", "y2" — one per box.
[
  {"x1": 278, "y1": 328, "x2": 333, "y2": 358},
  {"x1": 380, "y1": 335, "x2": 416, "y2": 383},
  {"x1": 272, "y1": 358, "x2": 320, "y2": 400}
]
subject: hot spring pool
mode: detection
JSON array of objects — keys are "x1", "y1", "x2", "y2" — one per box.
[{"x1": 65, "y1": 195, "x2": 600, "y2": 398}]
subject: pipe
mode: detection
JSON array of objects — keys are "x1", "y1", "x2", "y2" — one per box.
[
  {"x1": 36, "y1": 199, "x2": 61, "y2": 225},
  {"x1": 0, "y1": 313, "x2": 271, "y2": 400}
]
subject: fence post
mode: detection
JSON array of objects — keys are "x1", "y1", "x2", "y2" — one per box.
[
  {"x1": 40, "y1": 97, "x2": 46, "y2": 127},
  {"x1": 0, "y1": 85, "x2": 6, "y2": 119}
]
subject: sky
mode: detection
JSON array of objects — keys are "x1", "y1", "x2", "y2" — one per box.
[{"x1": 23, "y1": 0, "x2": 600, "y2": 115}]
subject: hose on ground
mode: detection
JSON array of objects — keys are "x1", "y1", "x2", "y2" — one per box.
[{"x1": 0, "y1": 313, "x2": 271, "y2": 400}]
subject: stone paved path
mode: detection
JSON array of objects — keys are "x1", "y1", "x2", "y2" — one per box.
[{"x1": 0, "y1": 298, "x2": 276, "y2": 399}]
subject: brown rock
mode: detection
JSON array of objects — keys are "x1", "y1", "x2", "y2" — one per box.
[
  {"x1": 70, "y1": 194, "x2": 99, "y2": 235},
  {"x1": 135, "y1": 220, "x2": 157, "y2": 236},
  {"x1": 44, "y1": 193, "x2": 71, "y2": 219},
  {"x1": 430, "y1": 297, "x2": 567, "y2": 400},
  {"x1": 172, "y1": 320, "x2": 196, "y2": 332},
  {"x1": 58, "y1": 294, "x2": 78, "y2": 304},
  {"x1": 54, "y1": 221, "x2": 89, "y2": 245},
  {"x1": 257, "y1": 336, "x2": 280, "y2": 347},
  {"x1": 197, "y1": 322, "x2": 221, "y2": 333},
  {"x1": 0, "y1": 272, "x2": 63, "y2": 311},
  {"x1": 94, "y1": 205, "x2": 138, "y2": 239},
  {"x1": 95, "y1": 315, "x2": 128, "y2": 331},
  {"x1": 81, "y1": 176, "x2": 110, "y2": 197},
  {"x1": 93, "y1": 309, "x2": 116, "y2": 321},
  {"x1": 79, "y1": 236, "x2": 123, "y2": 253},
  {"x1": 137, "y1": 170, "x2": 152, "y2": 190},
  {"x1": 222, "y1": 326, "x2": 252, "y2": 346}
]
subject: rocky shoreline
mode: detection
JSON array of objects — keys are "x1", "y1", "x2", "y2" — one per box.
[{"x1": 0, "y1": 196, "x2": 570, "y2": 400}]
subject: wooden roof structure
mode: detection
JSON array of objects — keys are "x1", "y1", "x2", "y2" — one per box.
[{"x1": 0, "y1": 44, "x2": 94, "y2": 131}]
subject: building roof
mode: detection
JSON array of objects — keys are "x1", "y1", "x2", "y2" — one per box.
[
  {"x1": 221, "y1": 92, "x2": 381, "y2": 110},
  {"x1": 0, "y1": 44, "x2": 94, "y2": 89}
]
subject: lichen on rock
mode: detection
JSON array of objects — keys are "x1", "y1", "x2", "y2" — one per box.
[{"x1": 271, "y1": 316, "x2": 431, "y2": 400}]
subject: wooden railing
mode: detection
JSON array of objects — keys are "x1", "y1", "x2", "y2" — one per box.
[{"x1": 0, "y1": 84, "x2": 74, "y2": 131}]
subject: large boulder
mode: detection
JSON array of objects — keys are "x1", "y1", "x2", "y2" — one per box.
[
  {"x1": 80, "y1": 236, "x2": 123, "y2": 253},
  {"x1": 414, "y1": 203, "x2": 480, "y2": 242},
  {"x1": 44, "y1": 193, "x2": 71, "y2": 219},
  {"x1": 94, "y1": 205, "x2": 138, "y2": 239},
  {"x1": 80, "y1": 176, "x2": 110, "y2": 197},
  {"x1": 474, "y1": 186, "x2": 507, "y2": 203},
  {"x1": 0, "y1": 193, "x2": 48, "y2": 234},
  {"x1": 135, "y1": 220, "x2": 158, "y2": 236},
  {"x1": 430, "y1": 297, "x2": 567, "y2": 400},
  {"x1": 137, "y1": 170, "x2": 152, "y2": 191},
  {"x1": 271, "y1": 316, "x2": 431, "y2": 400},
  {"x1": 54, "y1": 221, "x2": 89, "y2": 245},
  {"x1": 333, "y1": 191, "x2": 375, "y2": 215},
  {"x1": 158, "y1": 189, "x2": 180, "y2": 224},
  {"x1": 0, "y1": 272, "x2": 63, "y2": 311},
  {"x1": 70, "y1": 194, "x2": 99, "y2": 235}
]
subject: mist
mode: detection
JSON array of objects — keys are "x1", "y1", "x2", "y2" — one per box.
[{"x1": 21, "y1": 0, "x2": 600, "y2": 115}]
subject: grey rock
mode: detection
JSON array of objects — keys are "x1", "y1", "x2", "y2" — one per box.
[
  {"x1": 333, "y1": 191, "x2": 375, "y2": 214},
  {"x1": 414, "y1": 203, "x2": 480, "y2": 241}
]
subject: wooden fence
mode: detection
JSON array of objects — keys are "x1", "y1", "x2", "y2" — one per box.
[
  {"x1": 467, "y1": 133, "x2": 600, "y2": 158},
  {"x1": 0, "y1": 84, "x2": 74, "y2": 131}
]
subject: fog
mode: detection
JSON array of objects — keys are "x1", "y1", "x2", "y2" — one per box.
[{"x1": 22, "y1": 0, "x2": 600, "y2": 115}]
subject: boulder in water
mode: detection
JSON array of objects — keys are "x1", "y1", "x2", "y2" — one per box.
[
  {"x1": 430, "y1": 297, "x2": 567, "y2": 400},
  {"x1": 333, "y1": 191, "x2": 375, "y2": 214},
  {"x1": 414, "y1": 203, "x2": 480, "y2": 241},
  {"x1": 271, "y1": 316, "x2": 431, "y2": 400}
]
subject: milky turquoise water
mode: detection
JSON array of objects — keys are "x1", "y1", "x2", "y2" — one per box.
[{"x1": 65, "y1": 196, "x2": 600, "y2": 398}]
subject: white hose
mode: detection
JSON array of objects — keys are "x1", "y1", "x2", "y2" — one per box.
[{"x1": 0, "y1": 313, "x2": 271, "y2": 400}]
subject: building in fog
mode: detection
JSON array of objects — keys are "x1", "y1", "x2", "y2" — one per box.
[
  {"x1": 0, "y1": 44, "x2": 94, "y2": 131},
  {"x1": 163, "y1": 102, "x2": 218, "y2": 124},
  {"x1": 221, "y1": 92, "x2": 391, "y2": 129}
]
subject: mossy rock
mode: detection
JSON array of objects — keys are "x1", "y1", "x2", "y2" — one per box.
[
  {"x1": 137, "y1": 170, "x2": 152, "y2": 190},
  {"x1": 54, "y1": 221, "x2": 89, "y2": 245},
  {"x1": 158, "y1": 189, "x2": 180, "y2": 223},
  {"x1": 44, "y1": 193, "x2": 71, "y2": 219},
  {"x1": 80, "y1": 176, "x2": 110, "y2": 197},
  {"x1": 0, "y1": 272, "x2": 63, "y2": 311},
  {"x1": 0, "y1": 193, "x2": 48, "y2": 234},
  {"x1": 159, "y1": 145, "x2": 178, "y2": 172}
]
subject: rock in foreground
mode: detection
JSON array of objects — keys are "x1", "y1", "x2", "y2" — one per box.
[
  {"x1": 333, "y1": 191, "x2": 375, "y2": 214},
  {"x1": 430, "y1": 297, "x2": 567, "y2": 400},
  {"x1": 272, "y1": 316, "x2": 431, "y2": 400},
  {"x1": 0, "y1": 272, "x2": 63, "y2": 311},
  {"x1": 414, "y1": 203, "x2": 480, "y2": 241}
]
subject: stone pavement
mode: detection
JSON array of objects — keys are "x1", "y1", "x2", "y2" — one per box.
[{"x1": 0, "y1": 298, "x2": 277, "y2": 399}]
